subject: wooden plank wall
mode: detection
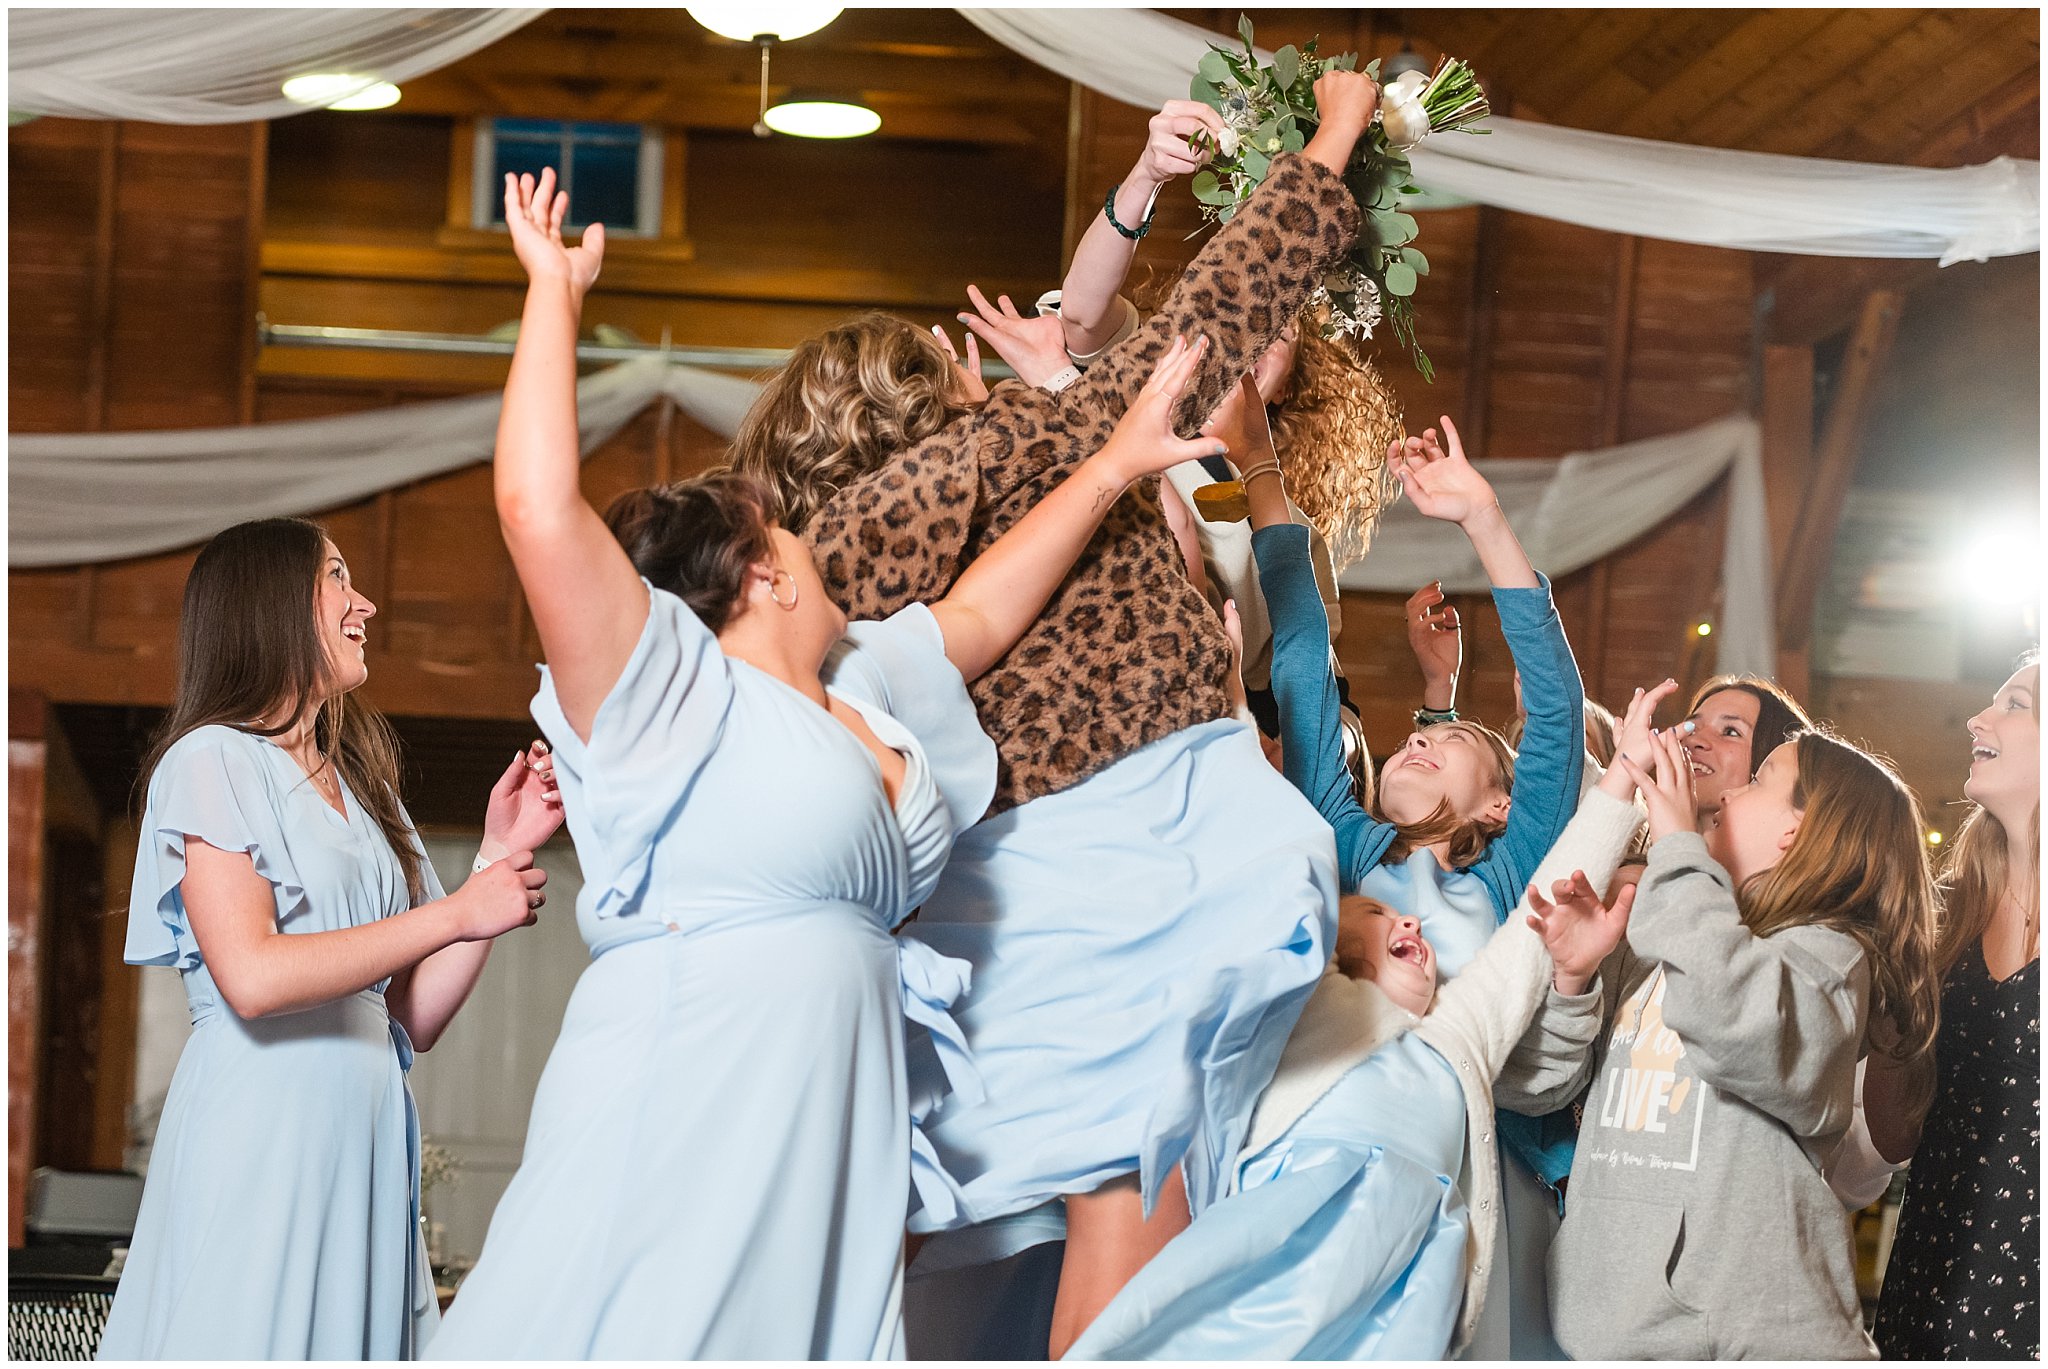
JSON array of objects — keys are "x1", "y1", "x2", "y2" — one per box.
[
  {"x1": 11, "y1": 111, "x2": 1066, "y2": 719},
  {"x1": 1062, "y1": 80, "x2": 1754, "y2": 753}
]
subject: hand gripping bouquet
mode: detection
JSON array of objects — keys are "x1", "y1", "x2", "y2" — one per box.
[
  {"x1": 1184, "y1": 16, "x2": 1488, "y2": 565},
  {"x1": 1190, "y1": 15, "x2": 1490, "y2": 382}
]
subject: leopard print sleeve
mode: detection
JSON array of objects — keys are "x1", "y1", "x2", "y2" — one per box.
[
  {"x1": 1067, "y1": 154, "x2": 1361, "y2": 436},
  {"x1": 803, "y1": 421, "x2": 988, "y2": 620}
]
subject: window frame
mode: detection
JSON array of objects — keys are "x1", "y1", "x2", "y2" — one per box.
[{"x1": 468, "y1": 118, "x2": 664, "y2": 238}]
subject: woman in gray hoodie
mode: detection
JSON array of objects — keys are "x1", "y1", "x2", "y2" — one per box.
[{"x1": 1501, "y1": 724, "x2": 1942, "y2": 1359}]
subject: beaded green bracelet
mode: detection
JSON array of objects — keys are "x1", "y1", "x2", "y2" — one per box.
[
  {"x1": 1103, "y1": 182, "x2": 1154, "y2": 241},
  {"x1": 1413, "y1": 705, "x2": 1459, "y2": 727}
]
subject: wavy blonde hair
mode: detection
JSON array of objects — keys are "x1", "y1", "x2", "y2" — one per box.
[
  {"x1": 1269, "y1": 329, "x2": 1404, "y2": 570},
  {"x1": 1127, "y1": 272, "x2": 1402, "y2": 567},
  {"x1": 729, "y1": 312, "x2": 975, "y2": 534},
  {"x1": 1742, "y1": 730, "x2": 1942, "y2": 1068}
]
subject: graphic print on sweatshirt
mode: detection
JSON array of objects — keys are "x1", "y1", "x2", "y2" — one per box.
[{"x1": 1584, "y1": 967, "x2": 1707, "y2": 1173}]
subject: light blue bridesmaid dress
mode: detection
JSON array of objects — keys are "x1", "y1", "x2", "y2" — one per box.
[
  {"x1": 425, "y1": 585, "x2": 988, "y2": 1361},
  {"x1": 904, "y1": 717, "x2": 1340, "y2": 1255},
  {"x1": 1067, "y1": 1032, "x2": 1470, "y2": 1361},
  {"x1": 100, "y1": 725, "x2": 440, "y2": 1359}
]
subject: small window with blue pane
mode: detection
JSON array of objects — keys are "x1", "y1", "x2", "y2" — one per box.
[{"x1": 476, "y1": 119, "x2": 660, "y2": 236}]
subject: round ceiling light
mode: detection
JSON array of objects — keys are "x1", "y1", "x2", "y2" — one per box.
[
  {"x1": 686, "y1": 4, "x2": 841, "y2": 44},
  {"x1": 281, "y1": 73, "x2": 401, "y2": 111},
  {"x1": 762, "y1": 98, "x2": 880, "y2": 139}
]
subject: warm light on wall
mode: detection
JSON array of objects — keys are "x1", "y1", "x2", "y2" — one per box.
[
  {"x1": 281, "y1": 74, "x2": 400, "y2": 111},
  {"x1": 1694, "y1": 621, "x2": 1713, "y2": 638}
]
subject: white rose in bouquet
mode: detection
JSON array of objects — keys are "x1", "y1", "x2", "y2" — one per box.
[{"x1": 1379, "y1": 70, "x2": 1433, "y2": 150}]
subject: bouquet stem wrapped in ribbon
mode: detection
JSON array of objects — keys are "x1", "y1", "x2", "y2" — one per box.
[{"x1": 1190, "y1": 15, "x2": 1490, "y2": 381}]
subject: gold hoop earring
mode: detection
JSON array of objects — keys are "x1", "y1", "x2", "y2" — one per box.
[{"x1": 768, "y1": 570, "x2": 798, "y2": 610}]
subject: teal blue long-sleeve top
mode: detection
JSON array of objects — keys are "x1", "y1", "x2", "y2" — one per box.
[
  {"x1": 1250, "y1": 522, "x2": 1587, "y2": 1190},
  {"x1": 1249, "y1": 523, "x2": 1585, "y2": 910}
]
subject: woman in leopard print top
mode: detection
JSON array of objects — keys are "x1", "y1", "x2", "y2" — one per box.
[{"x1": 733, "y1": 72, "x2": 1380, "y2": 1353}]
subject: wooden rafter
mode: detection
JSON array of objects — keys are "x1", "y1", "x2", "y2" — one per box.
[{"x1": 1774, "y1": 290, "x2": 1904, "y2": 654}]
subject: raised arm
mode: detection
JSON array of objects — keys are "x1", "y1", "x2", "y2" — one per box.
[
  {"x1": 1053, "y1": 100, "x2": 1228, "y2": 357},
  {"x1": 1418, "y1": 783, "x2": 1641, "y2": 1082},
  {"x1": 494, "y1": 168, "x2": 648, "y2": 740},
  {"x1": 1619, "y1": 733, "x2": 1867, "y2": 1140},
  {"x1": 1065, "y1": 72, "x2": 1377, "y2": 434},
  {"x1": 1397, "y1": 416, "x2": 1587, "y2": 899},
  {"x1": 1220, "y1": 375, "x2": 1394, "y2": 877},
  {"x1": 928, "y1": 337, "x2": 1224, "y2": 681}
]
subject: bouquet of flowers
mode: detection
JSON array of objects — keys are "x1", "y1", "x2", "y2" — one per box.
[{"x1": 1189, "y1": 15, "x2": 1490, "y2": 380}]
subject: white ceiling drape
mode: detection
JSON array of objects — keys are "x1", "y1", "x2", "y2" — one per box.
[
  {"x1": 11, "y1": 7, "x2": 2031, "y2": 261},
  {"x1": 8, "y1": 9, "x2": 543, "y2": 124},
  {"x1": 961, "y1": 7, "x2": 2039, "y2": 264},
  {"x1": 10, "y1": 362, "x2": 1774, "y2": 674}
]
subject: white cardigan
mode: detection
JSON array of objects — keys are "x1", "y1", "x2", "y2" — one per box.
[{"x1": 1243, "y1": 784, "x2": 1644, "y2": 1353}]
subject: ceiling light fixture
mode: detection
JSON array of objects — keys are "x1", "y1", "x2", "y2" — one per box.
[
  {"x1": 684, "y1": 4, "x2": 841, "y2": 44},
  {"x1": 281, "y1": 73, "x2": 401, "y2": 111},
  {"x1": 762, "y1": 95, "x2": 880, "y2": 140},
  {"x1": 686, "y1": 4, "x2": 845, "y2": 139}
]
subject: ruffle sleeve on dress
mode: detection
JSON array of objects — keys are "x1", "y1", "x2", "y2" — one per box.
[{"x1": 127, "y1": 726, "x2": 308, "y2": 970}]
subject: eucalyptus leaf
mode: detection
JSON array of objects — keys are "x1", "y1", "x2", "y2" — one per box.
[
  {"x1": 1390, "y1": 212, "x2": 1420, "y2": 240},
  {"x1": 1191, "y1": 171, "x2": 1235, "y2": 206},
  {"x1": 1238, "y1": 12, "x2": 1255, "y2": 48},
  {"x1": 1241, "y1": 147, "x2": 1270, "y2": 181},
  {"x1": 1363, "y1": 57, "x2": 1379, "y2": 78},
  {"x1": 1384, "y1": 261, "x2": 1418, "y2": 296},
  {"x1": 1274, "y1": 45, "x2": 1299, "y2": 90},
  {"x1": 1191, "y1": 77, "x2": 1225, "y2": 108},
  {"x1": 1401, "y1": 246, "x2": 1431, "y2": 275},
  {"x1": 1281, "y1": 125, "x2": 1307, "y2": 153},
  {"x1": 1198, "y1": 49, "x2": 1230, "y2": 85}
]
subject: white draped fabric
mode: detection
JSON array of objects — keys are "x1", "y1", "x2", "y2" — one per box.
[
  {"x1": 960, "y1": 8, "x2": 2040, "y2": 264},
  {"x1": 1340, "y1": 415, "x2": 1773, "y2": 676},
  {"x1": 8, "y1": 359, "x2": 758, "y2": 567},
  {"x1": 11, "y1": 357, "x2": 1773, "y2": 674},
  {"x1": 7, "y1": 9, "x2": 543, "y2": 124}
]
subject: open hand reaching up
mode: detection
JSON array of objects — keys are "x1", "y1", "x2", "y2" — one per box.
[
  {"x1": 503, "y1": 166, "x2": 604, "y2": 297},
  {"x1": 1389, "y1": 415, "x2": 1499, "y2": 527},
  {"x1": 1527, "y1": 869, "x2": 1634, "y2": 996},
  {"x1": 956, "y1": 285, "x2": 1071, "y2": 391},
  {"x1": 1615, "y1": 726, "x2": 1701, "y2": 842}
]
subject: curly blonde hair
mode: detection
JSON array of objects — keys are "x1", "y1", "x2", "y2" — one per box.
[
  {"x1": 729, "y1": 312, "x2": 976, "y2": 534},
  {"x1": 1268, "y1": 329, "x2": 1404, "y2": 571},
  {"x1": 1128, "y1": 273, "x2": 1402, "y2": 568}
]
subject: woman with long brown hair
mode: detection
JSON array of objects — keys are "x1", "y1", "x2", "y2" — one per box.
[
  {"x1": 1502, "y1": 724, "x2": 1943, "y2": 1358},
  {"x1": 97, "y1": 518, "x2": 558, "y2": 1360},
  {"x1": 1875, "y1": 650, "x2": 2040, "y2": 1359}
]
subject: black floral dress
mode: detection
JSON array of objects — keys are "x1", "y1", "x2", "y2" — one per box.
[{"x1": 1875, "y1": 941, "x2": 2040, "y2": 1359}]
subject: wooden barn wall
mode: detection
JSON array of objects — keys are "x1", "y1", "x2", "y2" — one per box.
[
  {"x1": 1066, "y1": 80, "x2": 1754, "y2": 758},
  {"x1": 10, "y1": 112, "x2": 1065, "y2": 722}
]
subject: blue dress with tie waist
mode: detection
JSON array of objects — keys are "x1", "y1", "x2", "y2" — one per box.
[
  {"x1": 100, "y1": 725, "x2": 440, "y2": 1360},
  {"x1": 425, "y1": 585, "x2": 989, "y2": 1361}
]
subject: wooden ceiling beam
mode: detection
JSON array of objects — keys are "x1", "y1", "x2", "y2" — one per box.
[{"x1": 392, "y1": 75, "x2": 1053, "y2": 147}]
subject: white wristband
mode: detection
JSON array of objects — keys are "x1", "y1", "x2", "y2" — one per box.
[
  {"x1": 1041, "y1": 364, "x2": 1082, "y2": 394},
  {"x1": 472, "y1": 852, "x2": 493, "y2": 874}
]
